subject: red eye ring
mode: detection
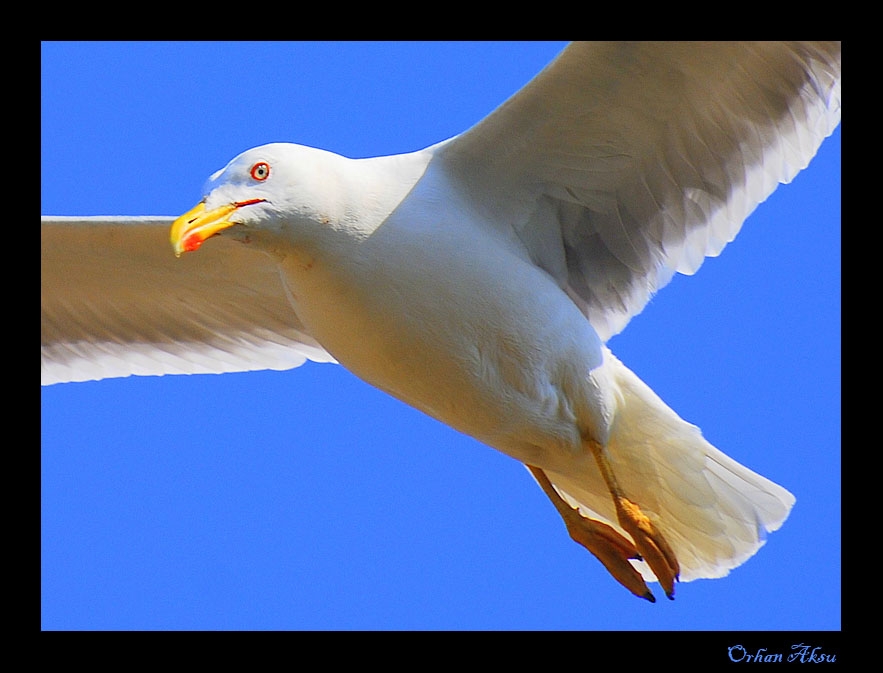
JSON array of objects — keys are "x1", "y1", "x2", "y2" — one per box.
[{"x1": 250, "y1": 162, "x2": 270, "y2": 181}]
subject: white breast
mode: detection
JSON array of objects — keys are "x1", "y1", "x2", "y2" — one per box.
[{"x1": 275, "y1": 174, "x2": 608, "y2": 465}]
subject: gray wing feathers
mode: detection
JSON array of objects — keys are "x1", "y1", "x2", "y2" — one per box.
[
  {"x1": 439, "y1": 42, "x2": 841, "y2": 341},
  {"x1": 41, "y1": 217, "x2": 333, "y2": 385}
]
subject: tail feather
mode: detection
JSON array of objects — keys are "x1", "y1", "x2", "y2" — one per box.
[{"x1": 539, "y1": 350, "x2": 794, "y2": 582}]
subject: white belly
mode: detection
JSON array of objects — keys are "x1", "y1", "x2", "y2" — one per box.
[{"x1": 276, "y1": 211, "x2": 610, "y2": 468}]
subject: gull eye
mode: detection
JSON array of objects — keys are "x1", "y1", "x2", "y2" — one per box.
[{"x1": 250, "y1": 162, "x2": 270, "y2": 181}]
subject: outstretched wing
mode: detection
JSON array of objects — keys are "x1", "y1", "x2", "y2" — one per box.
[
  {"x1": 437, "y1": 41, "x2": 841, "y2": 340},
  {"x1": 41, "y1": 216, "x2": 333, "y2": 385}
]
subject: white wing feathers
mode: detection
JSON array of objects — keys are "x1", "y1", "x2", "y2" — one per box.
[
  {"x1": 438, "y1": 41, "x2": 841, "y2": 341},
  {"x1": 41, "y1": 216, "x2": 334, "y2": 385}
]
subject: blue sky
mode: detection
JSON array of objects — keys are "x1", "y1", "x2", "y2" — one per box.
[{"x1": 41, "y1": 42, "x2": 841, "y2": 631}]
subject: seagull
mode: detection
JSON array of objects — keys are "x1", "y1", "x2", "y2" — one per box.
[{"x1": 41, "y1": 41, "x2": 841, "y2": 602}]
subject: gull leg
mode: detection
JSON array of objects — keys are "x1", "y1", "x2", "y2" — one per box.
[
  {"x1": 586, "y1": 438, "x2": 680, "y2": 600},
  {"x1": 527, "y1": 465, "x2": 657, "y2": 602}
]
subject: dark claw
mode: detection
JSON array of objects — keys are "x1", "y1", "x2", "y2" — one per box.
[{"x1": 643, "y1": 591, "x2": 656, "y2": 603}]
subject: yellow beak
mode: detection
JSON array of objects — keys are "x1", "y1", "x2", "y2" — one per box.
[{"x1": 170, "y1": 199, "x2": 264, "y2": 257}]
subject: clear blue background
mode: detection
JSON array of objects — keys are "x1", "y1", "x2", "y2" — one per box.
[{"x1": 41, "y1": 42, "x2": 841, "y2": 631}]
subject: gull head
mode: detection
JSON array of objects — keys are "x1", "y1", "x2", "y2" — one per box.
[{"x1": 170, "y1": 143, "x2": 345, "y2": 257}]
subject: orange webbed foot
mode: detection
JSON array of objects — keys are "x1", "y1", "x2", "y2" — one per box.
[{"x1": 614, "y1": 497, "x2": 680, "y2": 600}]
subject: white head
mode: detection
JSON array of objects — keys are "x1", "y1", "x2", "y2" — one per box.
[{"x1": 170, "y1": 142, "x2": 349, "y2": 257}]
